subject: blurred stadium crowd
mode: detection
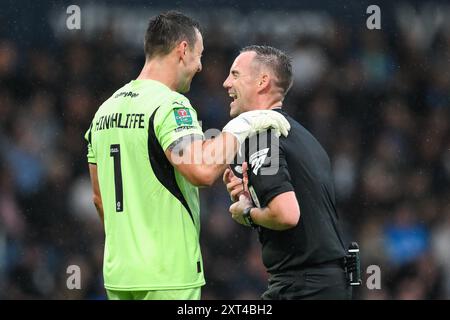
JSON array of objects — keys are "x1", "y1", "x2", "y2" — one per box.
[{"x1": 0, "y1": 9, "x2": 449, "y2": 299}]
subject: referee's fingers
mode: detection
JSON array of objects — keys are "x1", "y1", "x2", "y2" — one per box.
[
  {"x1": 242, "y1": 162, "x2": 249, "y2": 192},
  {"x1": 229, "y1": 201, "x2": 240, "y2": 215},
  {"x1": 227, "y1": 178, "x2": 242, "y2": 193},
  {"x1": 229, "y1": 202, "x2": 236, "y2": 214},
  {"x1": 230, "y1": 187, "x2": 244, "y2": 199},
  {"x1": 223, "y1": 168, "x2": 231, "y2": 184}
]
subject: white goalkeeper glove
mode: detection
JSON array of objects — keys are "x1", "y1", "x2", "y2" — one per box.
[{"x1": 222, "y1": 110, "x2": 291, "y2": 145}]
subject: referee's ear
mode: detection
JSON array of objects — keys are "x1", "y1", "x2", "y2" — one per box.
[{"x1": 257, "y1": 74, "x2": 270, "y2": 93}]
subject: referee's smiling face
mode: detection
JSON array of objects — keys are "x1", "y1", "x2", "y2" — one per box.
[{"x1": 223, "y1": 51, "x2": 259, "y2": 118}]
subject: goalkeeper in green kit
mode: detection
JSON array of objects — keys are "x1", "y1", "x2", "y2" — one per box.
[{"x1": 84, "y1": 11, "x2": 290, "y2": 300}]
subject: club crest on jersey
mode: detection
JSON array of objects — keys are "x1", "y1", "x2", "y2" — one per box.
[
  {"x1": 173, "y1": 107, "x2": 193, "y2": 126},
  {"x1": 249, "y1": 148, "x2": 269, "y2": 175}
]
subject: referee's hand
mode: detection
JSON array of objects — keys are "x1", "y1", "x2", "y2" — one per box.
[
  {"x1": 229, "y1": 194, "x2": 254, "y2": 226},
  {"x1": 223, "y1": 167, "x2": 244, "y2": 202}
]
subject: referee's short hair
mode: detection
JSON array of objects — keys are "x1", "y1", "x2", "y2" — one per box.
[
  {"x1": 241, "y1": 45, "x2": 293, "y2": 97},
  {"x1": 145, "y1": 11, "x2": 201, "y2": 59}
]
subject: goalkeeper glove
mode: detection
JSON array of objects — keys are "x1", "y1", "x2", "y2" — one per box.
[{"x1": 222, "y1": 110, "x2": 291, "y2": 145}]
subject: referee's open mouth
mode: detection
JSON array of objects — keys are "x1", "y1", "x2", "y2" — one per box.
[{"x1": 229, "y1": 92, "x2": 238, "y2": 106}]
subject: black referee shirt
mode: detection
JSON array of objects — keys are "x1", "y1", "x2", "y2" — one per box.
[{"x1": 231, "y1": 108, "x2": 347, "y2": 275}]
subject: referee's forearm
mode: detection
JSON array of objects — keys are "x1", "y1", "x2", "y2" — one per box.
[
  {"x1": 249, "y1": 192, "x2": 300, "y2": 230},
  {"x1": 250, "y1": 206, "x2": 297, "y2": 231}
]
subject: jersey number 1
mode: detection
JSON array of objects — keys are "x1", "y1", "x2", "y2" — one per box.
[{"x1": 110, "y1": 144, "x2": 123, "y2": 212}]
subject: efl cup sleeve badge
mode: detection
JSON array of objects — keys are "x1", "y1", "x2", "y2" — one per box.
[{"x1": 173, "y1": 106, "x2": 193, "y2": 126}]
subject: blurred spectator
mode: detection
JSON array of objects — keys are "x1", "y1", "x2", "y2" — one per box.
[
  {"x1": 291, "y1": 37, "x2": 329, "y2": 91},
  {"x1": 383, "y1": 203, "x2": 429, "y2": 266}
]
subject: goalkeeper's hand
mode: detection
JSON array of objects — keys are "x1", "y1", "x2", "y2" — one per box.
[{"x1": 222, "y1": 110, "x2": 291, "y2": 145}]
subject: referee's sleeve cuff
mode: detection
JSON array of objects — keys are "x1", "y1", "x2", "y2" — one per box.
[{"x1": 260, "y1": 182, "x2": 294, "y2": 208}]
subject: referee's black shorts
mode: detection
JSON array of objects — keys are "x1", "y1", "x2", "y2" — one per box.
[{"x1": 261, "y1": 259, "x2": 352, "y2": 300}]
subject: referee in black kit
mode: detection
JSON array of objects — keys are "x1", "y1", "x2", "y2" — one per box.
[{"x1": 222, "y1": 45, "x2": 354, "y2": 300}]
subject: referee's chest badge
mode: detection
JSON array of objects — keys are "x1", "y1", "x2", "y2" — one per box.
[{"x1": 174, "y1": 107, "x2": 193, "y2": 126}]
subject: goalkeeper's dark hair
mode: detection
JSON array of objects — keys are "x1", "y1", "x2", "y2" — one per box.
[
  {"x1": 241, "y1": 45, "x2": 293, "y2": 97},
  {"x1": 144, "y1": 11, "x2": 201, "y2": 59}
]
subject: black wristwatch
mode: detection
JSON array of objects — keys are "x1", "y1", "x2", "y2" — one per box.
[{"x1": 242, "y1": 207, "x2": 257, "y2": 228}]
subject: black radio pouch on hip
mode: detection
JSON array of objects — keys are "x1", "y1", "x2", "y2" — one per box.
[{"x1": 345, "y1": 242, "x2": 362, "y2": 286}]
